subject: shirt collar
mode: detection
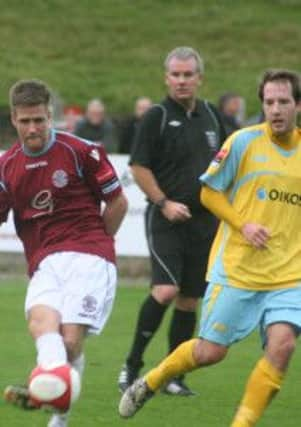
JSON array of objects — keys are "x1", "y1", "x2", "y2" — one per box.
[
  {"x1": 265, "y1": 122, "x2": 299, "y2": 150},
  {"x1": 22, "y1": 128, "x2": 56, "y2": 157},
  {"x1": 166, "y1": 96, "x2": 201, "y2": 116}
]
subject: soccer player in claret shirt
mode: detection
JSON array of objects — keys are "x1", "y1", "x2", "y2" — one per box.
[
  {"x1": 119, "y1": 69, "x2": 301, "y2": 426},
  {"x1": 2, "y1": 79, "x2": 127, "y2": 427}
]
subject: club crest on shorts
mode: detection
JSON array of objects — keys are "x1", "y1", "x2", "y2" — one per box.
[
  {"x1": 52, "y1": 170, "x2": 68, "y2": 188},
  {"x1": 82, "y1": 295, "x2": 97, "y2": 313}
]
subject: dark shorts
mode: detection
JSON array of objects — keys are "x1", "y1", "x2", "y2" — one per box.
[{"x1": 145, "y1": 204, "x2": 217, "y2": 298}]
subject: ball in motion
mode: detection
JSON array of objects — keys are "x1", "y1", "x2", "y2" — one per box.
[{"x1": 28, "y1": 363, "x2": 81, "y2": 412}]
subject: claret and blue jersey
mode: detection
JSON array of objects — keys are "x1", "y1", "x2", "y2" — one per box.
[
  {"x1": 201, "y1": 122, "x2": 301, "y2": 290},
  {"x1": 0, "y1": 129, "x2": 122, "y2": 276}
]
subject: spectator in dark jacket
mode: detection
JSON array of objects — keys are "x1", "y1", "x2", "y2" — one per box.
[
  {"x1": 218, "y1": 92, "x2": 245, "y2": 136},
  {"x1": 118, "y1": 97, "x2": 152, "y2": 154},
  {"x1": 75, "y1": 99, "x2": 118, "y2": 153}
]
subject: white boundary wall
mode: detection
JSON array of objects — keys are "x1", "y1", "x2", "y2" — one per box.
[{"x1": 0, "y1": 154, "x2": 149, "y2": 257}]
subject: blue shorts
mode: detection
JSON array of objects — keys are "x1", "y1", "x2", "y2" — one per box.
[{"x1": 199, "y1": 283, "x2": 301, "y2": 346}]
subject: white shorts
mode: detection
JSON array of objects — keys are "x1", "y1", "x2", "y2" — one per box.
[{"x1": 25, "y1": 252, "x2": 117, "y2": 335}]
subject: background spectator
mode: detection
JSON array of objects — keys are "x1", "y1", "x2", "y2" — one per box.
[
  {"x1": 74, "y1": 98, "x2": 118, "y2": 153},
  {"x1": 61, "y1": 105, "x2": 83, "y2": 133},
  {"x1": 218, "y1": 92, "x2": 245, "y2": 136},
  {"x1": 118, "y1": 97, "x2": 152, "y2": 154},
  {"x1": 244, "y1": 110, "x2": 265, "y2": 126}
]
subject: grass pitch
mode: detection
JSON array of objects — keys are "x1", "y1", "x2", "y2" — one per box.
[{"x1": 1, "y1": 276, "x2": 301, "y2": 426}]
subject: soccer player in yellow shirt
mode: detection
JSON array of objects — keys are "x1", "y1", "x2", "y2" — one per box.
[{"x1": 119, "y1": 69, "x2": 301, "y2": 427}]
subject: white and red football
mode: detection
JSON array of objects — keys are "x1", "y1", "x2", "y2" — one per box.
[{"x1": 28, "y1": 363, "x2": 81, "y2": 412}]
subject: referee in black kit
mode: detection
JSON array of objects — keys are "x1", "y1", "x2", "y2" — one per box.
[{"x1": 118, "y1": 46, "x2": 226, "y2": 396}]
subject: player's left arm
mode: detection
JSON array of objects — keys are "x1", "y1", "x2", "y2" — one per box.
[
  {"x1": 102, "y1": 192, "x2": 128, "y2": 236},
  {"x1": 0, "y1": 171, "x2": 12, "y2": 224},
  {"x1": 82, "y1": 143, "x2": 128, "y2": 235}
]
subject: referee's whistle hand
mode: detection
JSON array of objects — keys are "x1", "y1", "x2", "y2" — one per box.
[{"x1": 163, "y1": 201, "x2": 192, "y2": 222}]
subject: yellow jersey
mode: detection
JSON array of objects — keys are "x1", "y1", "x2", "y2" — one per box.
[{"x1": 201, "y1": 122, "x2": 301, "y2": 290}]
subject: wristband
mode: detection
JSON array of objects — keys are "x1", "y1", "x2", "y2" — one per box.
[{"x1": 155, "y1": 197, "x2": 167, "y2": 209}]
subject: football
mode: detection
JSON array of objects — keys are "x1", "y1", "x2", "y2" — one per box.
[{"x1": 28, "y1": 363, "x2": 81, "y2": 412}]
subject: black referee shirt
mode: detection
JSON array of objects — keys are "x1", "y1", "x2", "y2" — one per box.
[{"x1": 130, "y1": 96, "x2": 226, "y2": 213}]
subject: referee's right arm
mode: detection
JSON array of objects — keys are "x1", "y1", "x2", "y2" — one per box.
[
  {"x1": 130, "y1": 106, "x2": 166, "y2": 206},
  {"x1": 130, "y1": 107, "x2": 191, "y2": 222}
]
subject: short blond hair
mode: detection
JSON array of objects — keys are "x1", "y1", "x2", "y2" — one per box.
[{"x1": 164, "y1": 47, "x2": 204, "y2": 74}]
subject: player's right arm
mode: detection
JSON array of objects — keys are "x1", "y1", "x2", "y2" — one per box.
[
  {"x1": 201, "y1": 185, "x2": 269, "y2": 249},
  {"x1": 200, "y1": 134, "x2": 270, "y2": 249}
]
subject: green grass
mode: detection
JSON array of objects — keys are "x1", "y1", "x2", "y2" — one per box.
[
  {"x1": 1, "y1": 276, "x2": 301, "y2": 426},
  {"x1": 0, "y1": 1, "x2": 300, "y2": 116}
]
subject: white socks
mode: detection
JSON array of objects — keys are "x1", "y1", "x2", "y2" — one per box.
[
  {"x1": 36, "y1": 332, "x2": 85, "y2": 426},
  {"x1": 36, "y1": 332, "x2": 67, "y2": 367},
  {"x1": 71, "y1": 353, "x2": 85, "y2": 379}
]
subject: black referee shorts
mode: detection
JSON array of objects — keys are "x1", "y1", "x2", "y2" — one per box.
[{"x1": 145, "y1": 204, "x2": 216, "y2": 298}]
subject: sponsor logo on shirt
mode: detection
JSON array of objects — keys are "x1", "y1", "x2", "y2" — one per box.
[
  {"x1": 257, "y1": 187, "x2": 301, "y2": 206},
  {"x1": 25, "y1": 161, "x2": 48, "y2": 170},
  {"x1": 256, "y1": 188, "x2": 267, "y2": 200},
  {"x1": 52, "y1": 169, "x2": 68, "y2": 188},
  {"x1": 31, "y1": 190, "x2": 54, "y2": 217}
]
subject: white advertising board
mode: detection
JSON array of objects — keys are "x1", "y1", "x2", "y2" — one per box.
[{"x1": 110, "y1": 154, "x2": 149, "y2": 257}]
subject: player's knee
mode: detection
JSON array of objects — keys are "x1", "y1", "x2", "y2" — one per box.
[
  {"x1": 152, "y1": 286, "x2": 177, "y2": 305},
  {"x1": 194, "y1": 339, "x2": 228, "y2": 366},
  {"x1": 270, "y1": 336, "x2": 296, "y2": 360},
  {"x1": 283, "y1": 336, "x2": 296, "y2": 356},
  {"x1": 28, "y1": 306, "x2": 60, "y2": 338},
  {"x1": 267, "y1": 324, "x2": 297, "y2": 368}
]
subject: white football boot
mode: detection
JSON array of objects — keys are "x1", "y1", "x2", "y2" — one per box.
[
  {"x1": 118, "y1": 377, "x2": 154, "y2": 418},
  {"x1": 47, "y1": 412, "x2": 69, "y2": 427}
]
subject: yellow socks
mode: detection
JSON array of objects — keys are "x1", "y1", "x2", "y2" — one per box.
[
  {"x1": 231, "y1": 357, "x2": 284, "y2": 427},
  {"x1": 145, "y1": 338, "x2": 199, "y2": 391}
]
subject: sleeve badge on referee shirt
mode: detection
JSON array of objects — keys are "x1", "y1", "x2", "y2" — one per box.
[{"x1": 205, "y1": 131, "x2": 218, "y2": 150}]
